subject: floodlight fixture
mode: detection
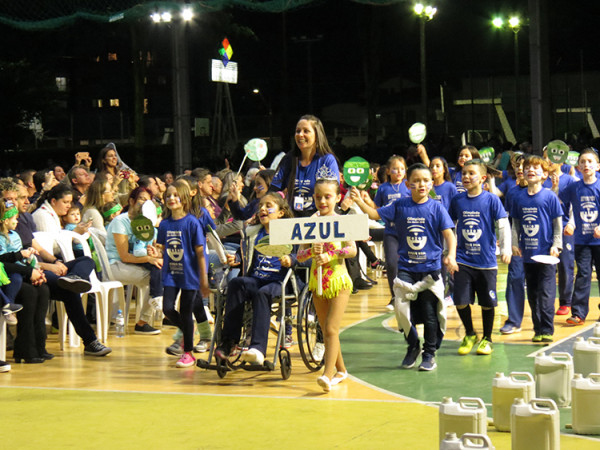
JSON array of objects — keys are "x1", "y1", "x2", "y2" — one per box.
[
  {"x1": 492, "y1": 17, "x2": 504, "y2": 28},
  {"x1": 182, "y1": 7, "x2": 193, "y2": 22},
  {"x1": 161, "y1": 11, "x2": 172, "y2": 22},
  {"x1": 151, "y1": 12, "x2": 161, "y2": 23}
]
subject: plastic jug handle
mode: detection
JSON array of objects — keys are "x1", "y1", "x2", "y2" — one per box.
[
  {"x1": 461, "y1": 433, "x2": 494, "y2": 448},
  {"x1": 549, "y1": 351, "x2": 573, "y2": 361},
  {"x1": 589, "y1": 337, "x2": 600, "y2": 346},
  {"x1": 458, "y1": 397, "x2": 486, "y2": 410},
  {"x1": 531, "y1": 398, "x2": 558, "y2": 411},
  {"x1": 510, "y1": 371, "x2": 534, "y2": 383},
  {"x1": 589, "y1": 373, "x2": 600, "y2": 384}
]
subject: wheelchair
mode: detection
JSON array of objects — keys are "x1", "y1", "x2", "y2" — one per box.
[
  {"x1": 296, "y1": 283, "x2": 325, "y2": 372},
  {"x1": 197, "y1": 267, "x2": 300, "y2": 380}
]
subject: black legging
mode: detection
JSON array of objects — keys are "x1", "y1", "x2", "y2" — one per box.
[{"x1": 13, "y1": 282, "x2": 49, "y2": 360}]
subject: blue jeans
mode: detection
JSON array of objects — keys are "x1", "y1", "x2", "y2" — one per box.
[
  {"x1": 45, "y1": 256, "x2": 97, "y2": 345},
  {"x1": 504, "y1": 254, "x2": 525, "y2": 327},
  {"x1": 1, "y1": 272, "x2": 23, "y2": 304},
  {"x1": 221, "y1": 277, "x2": 281, "y2": 356},
  {"x1": 572, "y1": 244, "x2": 600, "y2": 320},
  {"x1": 524, "y1": 263, "x2": 556, "y2": 335}
]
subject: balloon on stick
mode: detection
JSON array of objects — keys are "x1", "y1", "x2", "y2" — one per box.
[
  {"x1": 408, "y1": 122, "x2": 427, "y2": 144},
  {"x1": 236, "y1": 138, "x2": 268, "y2": 179}
]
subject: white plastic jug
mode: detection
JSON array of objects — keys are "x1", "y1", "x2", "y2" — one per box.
[
  {"x1": 534, "y1": 351, "x2": 573, "y2": 407},
  {"x1": 573, "y1": 336, "x2": 600, "y2": 377},
  {"x1": 594, "y1": 322, "x2": 600, "y2": 338},
  {"x1": 571, "y1": 373, "x2": 600, "y2": 435},
  {"x1": 439, "y1": 397, "x2": 488, "y2": 444},
  {"x1": 492, "y1": 371, "x2": 535, "y2": 432},
  {"x1": 439, "y1": 432, "x2": 495, "y2": 450},
  {"x1": 511, "y1": 398, "x2": 560, "y2": 450}
]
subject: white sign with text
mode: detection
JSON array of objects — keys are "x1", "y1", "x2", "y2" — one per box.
[{"x1": 269, "y1": 214, "x2": 369, "y2": 245}]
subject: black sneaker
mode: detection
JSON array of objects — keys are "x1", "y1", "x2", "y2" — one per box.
[
  {"x1": 84, "y1": 340, "x2": 112, "y2": 356},
  {"x1": 57, "y1": 274, "x2": 92, "y2": 294},
  {"x1": 354, "y1": 278, "x2": 373, "y2": 290},
  {"x1": 2, "y1": 303, "x2": 23, "y2": 315},
  {"x1": 418, "y1": 353, "x2": 437, "y2": 371},
  {"x1": 401, "y1": 343, "x2": 421, "y2": 369},
  {"x1": 134, "y1": 323, "x2": 161, "y2": 335},
  {"x1": 0, "y1": 360, "x2": 11, "y2": 372}
]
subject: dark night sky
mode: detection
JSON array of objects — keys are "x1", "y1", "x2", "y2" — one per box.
[{"x1": 222, "y1": 0, "x2": 600, "y2": 113}]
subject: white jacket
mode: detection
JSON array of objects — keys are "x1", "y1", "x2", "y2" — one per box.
[{"x1": 32, "y1": 201, "x2": 62, "y2": 233}]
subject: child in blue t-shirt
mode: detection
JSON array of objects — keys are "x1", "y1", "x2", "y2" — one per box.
[
  {"x1": 560, "y1": 148, "x2": 600, "y2": 325},
  {"x1": 63, "y1": 206, "x2": 86, "y2": 254},
  {"x1": 371, "y1": 155, "x2": 410, "y2": 309},
  {"x1": 511, "y1": 156, "x2": 563, "y2": 342},
  {"x1": 156, "y1": 180, "x2": 210, "y2": 368},
  {"x1": 449, "y1": 160, "x2": 510, "y2": 356},
  {"x1": 352, "y1": 163, "x2": 457, "y2": 371},
  {"x1": 450, "y1": 146, "x2": 480, "y2": 194},
  {"x1": 215, "y1": 192, "x2": 296, "y2": 366}
]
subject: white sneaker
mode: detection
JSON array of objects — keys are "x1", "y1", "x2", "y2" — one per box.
[
  {"x1": 313, "y1": 342, "x2": 325, "y2": 362},
  {"x1": 194, "y1": 339, "x2": 209, "y2": 353},
  {"x1": 241, "y1": 348, "x2": 264, "y2": 365},
  {"x1": 149, "y1": 296, "x2": 163, "y2": 311}
]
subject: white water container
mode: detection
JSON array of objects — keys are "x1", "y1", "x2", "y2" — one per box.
[
  {"x1": 439, "y1": 397, "x2": 488, "y2": 444},
  {"x1": 511, "y1": 398, "x2": 560, "y2": 450},
  {"x1": 439, "y1": 432, "x2": 495, "y2": 450},
  {"x1": 491, "y1": 371, "x2": 535, "y2": 432},
  {"x1": 571, "y1": 373, "x2": 600, "y2": 435},
  {"x1": 573, "y1": 336, "x2": 600, "y2": 377},
  {"x1": 534, "y1": 351, "x2": 573, "y2": 407},
  {"x1": 594, "y1": 322, "x2": 600, "y2": 337}
]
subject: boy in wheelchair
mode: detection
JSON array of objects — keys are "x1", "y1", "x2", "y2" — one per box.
[{"x1": 215, "y1": 193, "x2": 298, "y2": 365}]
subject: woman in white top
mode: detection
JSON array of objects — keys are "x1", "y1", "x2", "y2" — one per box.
[{"x1": 81, "y1": 178, "x2": 114, "y2": 244}]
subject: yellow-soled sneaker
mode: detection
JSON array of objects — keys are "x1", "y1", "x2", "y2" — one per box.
[
  {"x1": 476, "y1": 338, "x2": 493, "y2": 355},
  {"x1": 458, "y1": 335, "x2": 478, "y2": 355}
]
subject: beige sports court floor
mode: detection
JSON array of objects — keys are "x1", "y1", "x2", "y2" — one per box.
[{"x1": 2, "y1": 265, "x2": 599, "y2": 449}]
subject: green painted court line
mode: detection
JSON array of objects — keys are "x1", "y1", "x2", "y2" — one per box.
[{"x1": 341, "y1": 314, "x2": 600, "y2": 439}]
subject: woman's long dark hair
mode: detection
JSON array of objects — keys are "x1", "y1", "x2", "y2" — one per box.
[
  {"x1": 283, "y1": 115, "x2": 338, "y2": 209},
  {"x1": 34, "y1": 184, "x2": 73, "y2": 211}
]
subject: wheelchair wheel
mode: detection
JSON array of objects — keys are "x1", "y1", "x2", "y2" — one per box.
[
  {"x1": 279, "y1": 348, "x2": 292, "y2": 380},
  {"x1": 216, "y1": 357, "x2": 228, "y2": 378},
  {"x1": 297, "y1": 286, "x2": 324, "y2": 372}
]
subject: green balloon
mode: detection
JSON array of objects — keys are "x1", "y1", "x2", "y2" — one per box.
[
  {"x1": 546, "y1": 140, "x2": 570, "y2": 164},
  {"x1": 408, "y1": 122, "x2": 427, "y2": 144},
  {"x1": 244, "y1": 138, "x2": 268, "y2": 161},
  {"x1": 343, "y1": 156, "x2": 370, "y2": 188}
]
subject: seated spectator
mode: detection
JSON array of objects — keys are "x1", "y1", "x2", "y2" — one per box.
[
  {"x1": 82, "y1": 178, "x2": 114, "y2": 243},
  {"x1": 105, "y1": 187, "x2": 163, "y2": 335},
  {"x1": 5, "y1": 182, "x2": 111, "y2": 356}
]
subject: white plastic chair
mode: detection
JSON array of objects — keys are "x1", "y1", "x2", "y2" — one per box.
[
  {"x1": 0, "y1": 315, "x2": 6, "y2": 362},
  {"x1": 88, "y1": 229, "x2": 149, "y2": 329},
  {"x1": 34, "y1": 231, "x2": 82, "y2": 349},
  {"x1": 59, "y1": 230, "x2": 125, "y2": 344}
]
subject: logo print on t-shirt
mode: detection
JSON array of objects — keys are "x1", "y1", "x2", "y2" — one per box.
[
  {"x1": 580, "y1": 201, "x2": 598, "y2": 223},
  {"x1": 462, "y1": 218, "x2": 482, "y2": 242},
  {"x1": 407, "y1": 224, "x2": 427, "y2": 250},
  {"x1": 522, "y1": 213, "x2": 540, "y2": 237},
  {"x1": 166, "y1": 236, "x2": 184, "y2": 262}
]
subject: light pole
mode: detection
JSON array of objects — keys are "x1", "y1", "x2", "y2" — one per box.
[
  {"x1": 414, "y1": 3, "x2": 437, "y2": 124},
  {"x1": 151, "y1": 4, "x2": 194, "y2": 174},
  {"x1": 493, "y1": 15, "x2": 522, "y2": 141},
  {"x1": 253, "y1": 88, "x2": 273, "y2": 147}
]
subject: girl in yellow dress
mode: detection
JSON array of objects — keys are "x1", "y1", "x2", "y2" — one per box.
[{"x1": 297, "y1": 178, "x2": 356, "y2": 392}]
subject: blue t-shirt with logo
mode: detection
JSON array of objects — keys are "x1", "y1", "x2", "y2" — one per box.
[
  {"x1": 452, "y1": 169, "x2": 466, "y2": 194},
  {"x1": 271, "y1": 153, "x2": 339, "y2": 214},
  {"x1": 560, "y1": 178, "x2": 600, "y2": 246},
  {"x1": 450, "y1": 191, "x2": 507, "y2": 269},
  {"x1": 378, "y1": 197, "x2": 454, "y2": 273},
  {"x1": 433, "y1": 181, "x2": 458, "y2": 212},
  {"x1": 374, "y1": 181, "x2": 411, "y2": 236},
  {"x1": 157, "y1": 214, "x2": 206, "y2": 290},
  {"x1": 510, "y1": 188, "x2": 563, "y2": 263},
  {"x1": 251, "y1": 227, "x2": 285, "y2": 282},
  {"x1": 106, "y1": 213, "x2": 157, "y2": 264}
]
